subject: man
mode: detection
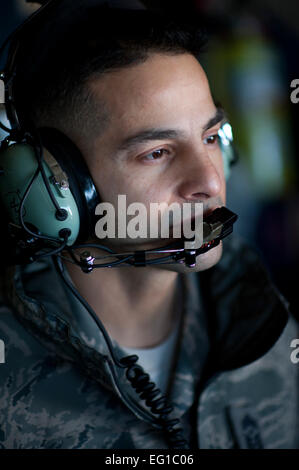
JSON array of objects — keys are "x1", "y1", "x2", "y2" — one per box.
[{"x1": 0, "y1": 0, "x2": 298, "y2": 449}]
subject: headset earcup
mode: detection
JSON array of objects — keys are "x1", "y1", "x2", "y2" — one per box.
[
  {"x1": 218, "y1": 122, "x2": 237, "y2": 181},
  {"x1": 0, "y1": 142, "x2": 81, "y2": 245},
  {"x1": 39, "y1": 127, "x2": 101, "y2": 244}
]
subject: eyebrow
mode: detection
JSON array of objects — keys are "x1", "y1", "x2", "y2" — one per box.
[
  {"x1": 117, "y1": 106, "x2": 227, "y2": 152},
  {"x1": 203, "y1": 107, "x2": 227, "y2": 131}
]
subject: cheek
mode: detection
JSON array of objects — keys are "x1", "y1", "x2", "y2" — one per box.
[
  {"x1": 123, "y1": 182, "x2": 172, "y2": 210},
  {"x1": 89, "y1": 158, "x2": 130, "y2": 204},
  {"x1": 220, "y1": 174, "x2": 226, "y2": 206},
  {"x1": 217, "y1": 153, "x2": 227, "y2": 205},
  {"x1": 222, "y1": 172, "x2": 227, "y2": 205},
  {"x1": 90, "y1": 159, "x2": 171, "y2": 208}
]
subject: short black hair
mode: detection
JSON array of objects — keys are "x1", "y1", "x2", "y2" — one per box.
[{"x1": 14, "y1": 3, "x2": 207, "y2": 141}]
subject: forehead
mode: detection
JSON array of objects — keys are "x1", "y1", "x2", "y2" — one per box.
[{"x1": 88, "y1": 53, "x2": 215, "y2": 136}]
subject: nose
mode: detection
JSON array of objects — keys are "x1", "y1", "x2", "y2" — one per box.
[{"x1": 177, "y1": 146, "x2": 222, "y2": 201}]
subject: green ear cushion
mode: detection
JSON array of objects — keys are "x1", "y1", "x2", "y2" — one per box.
[
  {"x1": 39, "y1": 127, "x2": 101, "y2": 244},
  {"x1": 0, "y1": 142, "x2": 80, "y2": 245}
]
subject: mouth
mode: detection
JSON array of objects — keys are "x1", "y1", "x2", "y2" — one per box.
[
  {"x1": 171, "y1": 206, "x2": 221, "y2": 236},
  {"x1": 125, "y1": 206, "x2": 227, "y2": 252}
]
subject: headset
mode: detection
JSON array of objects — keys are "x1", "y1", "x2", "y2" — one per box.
[
  {"x1": 0, "y1": 0, "x2": 239, "y2": 449},
  {"x1": 0, "y1": 0, "x2": 238, "y2": 271}
]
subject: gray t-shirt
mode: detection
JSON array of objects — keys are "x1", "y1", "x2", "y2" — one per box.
[{"x1": 120, "y1": 318, "x2": 180, "y2": 393}]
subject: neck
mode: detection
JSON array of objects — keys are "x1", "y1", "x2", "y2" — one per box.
[{"x1": 65, "y1": 257, "x2": 181, "y2": 348}]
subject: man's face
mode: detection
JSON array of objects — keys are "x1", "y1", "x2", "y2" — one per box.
[{"x1": 81, "y1": 52, "x2": 226, "y2": 272}]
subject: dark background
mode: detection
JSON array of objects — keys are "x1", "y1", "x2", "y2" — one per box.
[{"x1": 0, "y1": 0, "x2": 299, "y2": 321}]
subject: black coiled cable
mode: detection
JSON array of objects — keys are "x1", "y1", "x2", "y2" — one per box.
[
  {"x1": 54, "y1": 255, "x2": 190, "y2": 449},
  {"x1": 120, "y1": 355, "x2": 189, "y2": 449}
]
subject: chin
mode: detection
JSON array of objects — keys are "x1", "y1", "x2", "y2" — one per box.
[{"x1": 152, "y1": 242, "x2": 223, "y2": 273}]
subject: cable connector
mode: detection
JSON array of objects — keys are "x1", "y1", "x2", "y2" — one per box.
[{"x1": 79, "y1": 251, "x2": 95, "y2": 273}]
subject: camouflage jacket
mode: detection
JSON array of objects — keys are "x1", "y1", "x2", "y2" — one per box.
[{"x1": 0, "y1": 236, "x2": 298, "y2": 449}]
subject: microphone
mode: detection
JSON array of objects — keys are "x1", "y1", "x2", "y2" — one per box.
[
  {"x1": 4, "y1": 206, "x2": 237, "y2": 269},
  {"x1": 76, "y1": 206, "x2": 238, "y2": 271}
]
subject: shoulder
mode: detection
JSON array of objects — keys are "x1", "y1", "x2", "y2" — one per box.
[
  {"x1": 0, "y1": 300, "x2": 60, "y2": 389},
  {"x1": 198, "y1": 316, "x2": 299, "y2": 449}
]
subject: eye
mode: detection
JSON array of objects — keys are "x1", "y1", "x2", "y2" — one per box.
[
  {"x1": 203, "y1": 134, "x2": 220, "y2": 145},
  {"x1": 142, "y1": 148, "x2": 170, "y2": 161}
]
